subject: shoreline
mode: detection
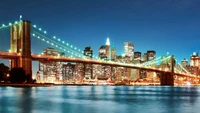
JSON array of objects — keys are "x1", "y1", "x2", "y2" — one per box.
[{"x1": 0, "y1": 83, "x2": 199, "y2": 87}]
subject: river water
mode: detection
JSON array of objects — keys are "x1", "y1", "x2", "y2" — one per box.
[{"x1": 0, "y1": 86, "x2": 200, "y2": 113}]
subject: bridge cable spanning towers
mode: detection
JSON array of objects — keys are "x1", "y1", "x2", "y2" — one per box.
[{"x1": 0, "y1": 20, "x2": 199, "y2": 85}]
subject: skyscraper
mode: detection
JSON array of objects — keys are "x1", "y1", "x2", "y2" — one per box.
[
  {"x1": 98, "y1": 45, "x2": 107, "y2": 60},
  {"x1": 38, "y1": 47, "x2": 64, "y2": 83},
  {"x1": 181, "y1": 58, "x2": 188, "y2": 67},
  {"x1": 98, "y1": 37, "x2": 111, "y2": 60},
  {"x1": 106, "y1": 37, "x2": 110, "y2": 60},
  {"x1": 190, "y1": 52, "x2": 200, "y2": 76},
  {"x1": 134, "y1": 51, "x2": 141, "y2": 64},
  {"x1": 190, "y1": 52, "x2": 199, "y2": 67},
  {"x1": 124, "y1": 42, "x2": 134, "y2": 60},
  {"x1": 83, "y1": 46, "x2": 93, "y2": 59},
  {"x1": 111, "y1": 45, "x2": 116, "y2": 61},
  {"x1": 147, "y1": 50, "x2": 156, "y2": 61},
  {"x1": 142, "y1": 53, "x2": 148, "y2": 62}
]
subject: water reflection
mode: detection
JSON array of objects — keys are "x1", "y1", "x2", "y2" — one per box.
[{"x1": 0, "y1": 86, "x2": 200, "y2": 113}]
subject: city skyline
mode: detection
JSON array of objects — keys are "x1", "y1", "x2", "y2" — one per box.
[
  {"x1": 1, "y1": 1, "x2": 200, "y2": 113},
  {"x1": 1, "y1": 0, "x2": 200, "y2": 75}
]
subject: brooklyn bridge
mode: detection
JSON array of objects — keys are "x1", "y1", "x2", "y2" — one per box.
[{"x1": 0, "y1": 20, "x2": 199, "y2": 86}]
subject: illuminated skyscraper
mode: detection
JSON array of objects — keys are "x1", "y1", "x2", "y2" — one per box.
[
  {"x1": 190, "y1": 52, "x2": 200, "y2": 76},
  {"x1": 83, "y1": 46, "x2": 93, "y2": 59},
  {"x1": 111, "y1": 45, "x2": 116, "y2": 61},
  {"x1": 38, "y1": 47, "x2": 64, "y2": 83},
  {"x1": 142, "y1": 53, "x2": 148, "y2": 62},
  {"x1": 99, "y1": 45, "x2": 107, "y2": 60},
  {"x1": 124, "y1": 42, "x2": 134, "y2": 60},
  {"x1": 134, "y1": 52, "x2": 141, "y2": 64},
  {"x1": 98, "y1": 37, "x2": 111, "y2": 60},
  {"x1": 181, "y1": 58, "x2": 188, "y2": 67},
  {"x1": 190, "y1": 52, "x2": 199, "y2": 67},
  {"x1": 147, "y1": 50, "x2": 156, "y2": 61},
  {"x1": 106, "y1": 37, "x2": 110, "y2": 60}
]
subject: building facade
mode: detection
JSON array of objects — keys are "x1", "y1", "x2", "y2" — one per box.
[
  {"x1": 190, "y1": 52, "x2": 200, "y2": 76},
  {"x1": 111, "y1": 46, "x2": 117, "y2": 61},
  {"x1": 98, "y1": 37, "x2": 111, "y2": 60},
  {"x1": 124, "y1": 42, "x2": 134, "y2": 60},
  {"x1": 134, "y1": 51, "x2": 142, "y2": 64},
  {"x1": 37, "y1": 47, "x2": 64, "y2": 83},
  {"x1": 142, "y1": 53, "x2": 148, "y2": 62},
  {"x1": 99, "y1": 45, "x2": 107, "y2": 60},
  {"x1": 83, "y1": 46, "x2": 93, "y2": 59},
  {"x1": 147, "y1": 50, "x2": 156, "y2": 61},
  {"x1": 190, "y1": 52, "x2": 199, "y2": 67},
  {"x1": 181, "y1": 58, "x2": 188, "y2": 67},
  {"x1": 105, "y1": 38, "x2": 110, "y2": 60}
]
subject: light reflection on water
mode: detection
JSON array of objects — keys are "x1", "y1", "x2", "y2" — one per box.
[{"x1": 0, "y1": 86, "x2": 200, "y2": 113}]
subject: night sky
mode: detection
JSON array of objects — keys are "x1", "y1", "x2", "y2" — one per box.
[{"x1": 1, "y1": 0, "x2": 200, "y2": 76}]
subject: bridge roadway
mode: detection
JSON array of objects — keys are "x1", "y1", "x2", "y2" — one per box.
[{"x1": 0, "y1": 51, "x2": 198, "y2": 78}]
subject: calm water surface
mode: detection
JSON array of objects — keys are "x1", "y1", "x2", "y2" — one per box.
[{"x1": 0, "y1": 86, "x2": 200, "y2": 113}]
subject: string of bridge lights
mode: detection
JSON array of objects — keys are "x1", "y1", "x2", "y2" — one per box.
[
  {"x1": 140, "y1": 56, "x2": 162, "y2": 66},
  {"x1": 0, "y1": 20, "x2": 97, "y2": 58},
  {"x1": 140, "y1": 56, "x2": 170, "y2": 66},
  {"x1": 166, "y1": 58, "x2": 194, "y2": 76},
  {"x1": 175, "y1": 58, "x2": 191, "y2": 74},
  {"x1": 174, "y1": 68, "x2": 182, "y2": 73},
  {"x1": 0, "y1": 21, "x2": 20, "y2": 30},
  {"x1": 32, "y1": 30, "x2": 86, "y2": 58},
  {"x1": 178, "y1": 64, "x2": 190, "y2": 74},
  {"x1": 31, "y1": 24, "x2": 87, "y2": 56}
]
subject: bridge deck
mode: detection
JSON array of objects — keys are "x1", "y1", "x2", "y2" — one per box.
[{"x1": 0, "y1": 51, "x2": 198, "y2": 78}]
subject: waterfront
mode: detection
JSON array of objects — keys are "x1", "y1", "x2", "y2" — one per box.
[{"x1": 0, "y1": 86, "x2": 200, "y2": 113}]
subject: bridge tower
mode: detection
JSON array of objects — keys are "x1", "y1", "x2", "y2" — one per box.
[
  {"x1": 10, "y1": 20, "x2": 32, "y2": 78},
  {"x1": 160, "y1": 55, "x2": 175, "y2": 85}
]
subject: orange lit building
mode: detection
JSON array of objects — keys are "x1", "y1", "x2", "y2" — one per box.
[{"x1": 190, "y1": 52, "x2": 200, "y2": 76}]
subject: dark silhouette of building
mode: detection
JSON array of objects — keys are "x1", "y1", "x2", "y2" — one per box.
[
  {"x1": 83, "y1": 46, "x2": 93, "y2": 59},
  {"x1": 111, "y1": 46, "x2": 116, "y2": 61},
  {"x1": 134, "y1": 51, "x2": 141, "y2": 64},
  {"x1": 147, "y1": 50, "x2": 156, "y2": 61},
  {"x1": 99, "y1": 45, "x2": 107, "y2": 60}
]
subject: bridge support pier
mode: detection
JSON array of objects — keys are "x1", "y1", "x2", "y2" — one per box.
[
  {"x1": 10, "y1": 20, "x2": 32, "y2": 79},
  {"x1": 160, "y1": 72, "x2": 174, "y2": 86}
]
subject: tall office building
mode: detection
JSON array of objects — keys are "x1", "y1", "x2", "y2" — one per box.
[
  {"x1": 38, "y1": 47, "x2": 64, "y2": 83},
  {"x1": 190, "y1": 52, "x2": 199, "y2": 67},
  {"x1": 98, "y1": 37, "x2": 111, "y2": 60},
  {"x1": 111, "y1": 45, "x2": 116, "y2": 61},
  {"x1": 99, "y1": 45, "x2": 107, "y2": 60},
  {"x1": 134, "y1": 52, "x2": 142, "y2": 64},
  {"x1": 106, "y1": 37, "x2": 110, "y2": 60},
  {"x1": 83, "y1": 46, "x2": 93, "y2": 59},
  {"x1": 190, "y1": 52, "x2": 200, "y2": 76},
  {"x1": 62, "y1": 63, "x2": 75, "y2": 83},
  {"x1": 124, "y1": 42, "x2": 134, "y2": 60},
  {"x1": 181, "y1": 58, "x2": 188, "y2": 67},
  {"x1": 142, "y1": 53, "x2": 148, "y2": 62},
  {"x1": 147, "y1": 50, "x2": 156, "y2": 61}
]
